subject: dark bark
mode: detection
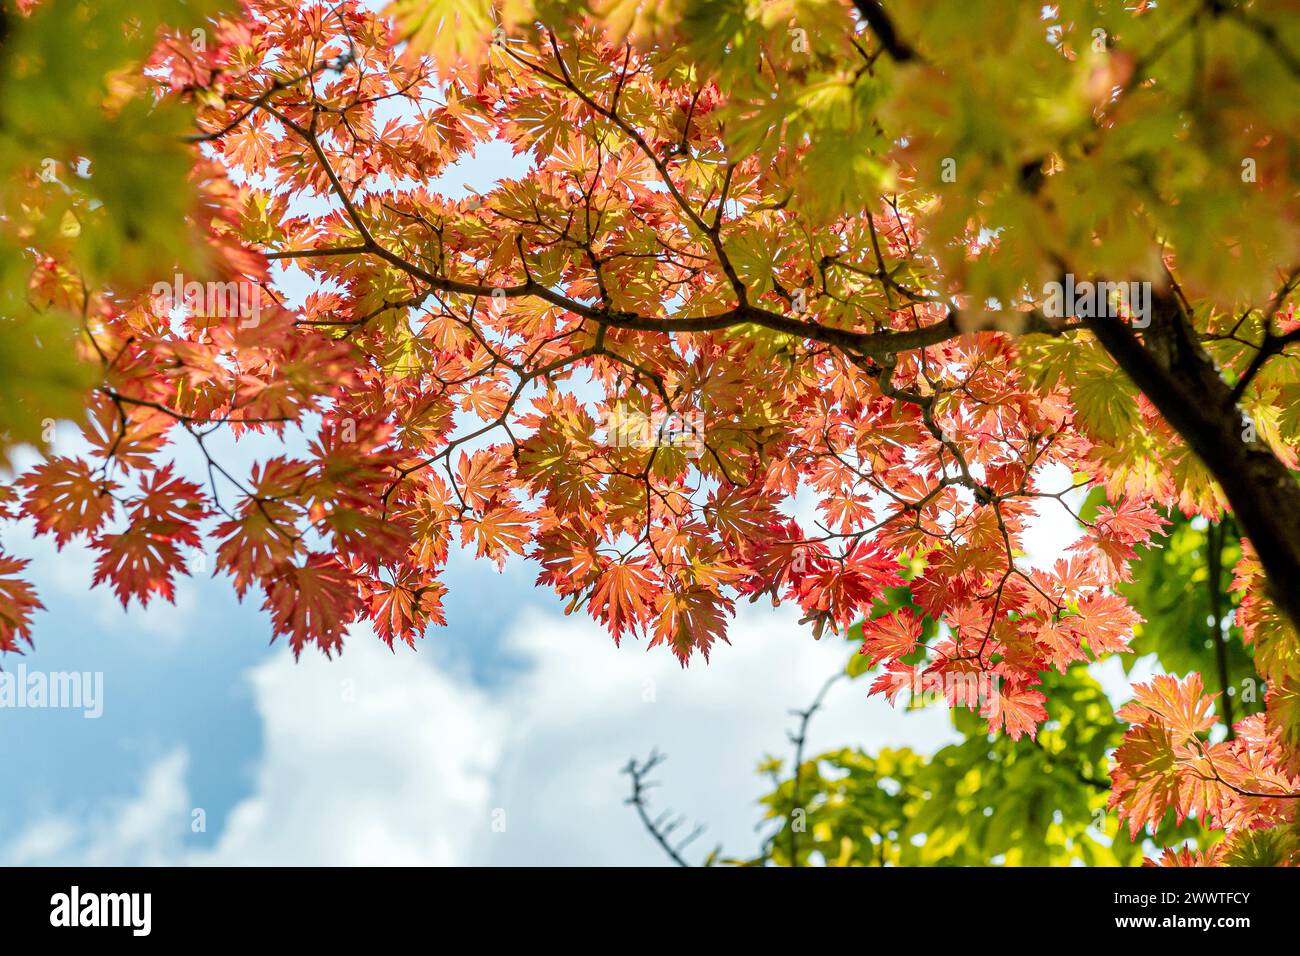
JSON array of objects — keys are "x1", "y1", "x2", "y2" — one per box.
[
  {"x1": 1085, "y1": 290, "x2": 1300, "y2": 632},
  {"x1": 851, "y1": 0, "x2": 919, "y2": 62}
]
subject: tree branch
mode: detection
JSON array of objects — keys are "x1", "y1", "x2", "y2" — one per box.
[
  {"x1": 1084, "y1": 290, "x2": 1300, "y2": 632},
  {"x1": 621, "y1": 750, "x2": 718, "y2": 867},
  {"x1": 1207, "y1": 519, "x2": 1235, "y2": 738},
  {"x1": 851, "y1": 0, "x2": 920, "y2": 63},
  {"x1": 785, "y1": 671, "x2": 845, "y2": 865}
]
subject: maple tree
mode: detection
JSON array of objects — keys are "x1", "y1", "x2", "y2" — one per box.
[
  {"x1": 2, "y1": 0, "x2": 1299, "y2": 865},
  {"x1": 636, "y1": 512, "x2": 1264, "y2": 866}
]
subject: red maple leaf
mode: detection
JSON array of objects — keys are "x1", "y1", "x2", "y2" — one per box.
[
  {"x1": 0, "y1": 555, "x2": 42, "y2": 653},
  {"x1": 981, "y1": 681, "x2": 1048, "y2": 741},
  {"x1": 858, "y1": 609, "x2": 921, "y2": 666}
]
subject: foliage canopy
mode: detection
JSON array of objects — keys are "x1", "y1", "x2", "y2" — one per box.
[{"x1": 2, "y1": 0, "x2": 1299, "y2": 864}]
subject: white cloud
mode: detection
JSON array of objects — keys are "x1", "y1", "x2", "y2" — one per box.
[
  {"x1": 479, "y1": 604, "x2": 957, "y2": 864},
  {"x1": 2, "y1": 750, "x2": 189, "y2": 866},
  {"x1": 201, "y1": 638, "x2": 505, "y2": 866},
  {"x1": 2, "y1": 603, "x2": 960, "y2": 866}
]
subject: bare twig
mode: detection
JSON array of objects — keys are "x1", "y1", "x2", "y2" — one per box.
[{"x1": 621, "y1": 750, "x2": 719, "y2": 867}]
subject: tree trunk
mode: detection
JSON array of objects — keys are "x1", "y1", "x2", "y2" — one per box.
[{"x1": 1085, "y1": 290, "x2": 1300, "y2": 633}]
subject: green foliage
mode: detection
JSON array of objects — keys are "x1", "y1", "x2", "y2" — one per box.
[
  {"x1": 0, "y1": 0, "x2": 224, "y2": 462},
  {"x1": 1218, "y1": 825, "x2": 1300, "y2": 867},
  {"x1": 750, "y1": 668, "x2": 1141, "y2": 866},
  {"x1": 1117, "y1": 508, "x2": 1261, "y2": 721},
  {"x1": 750, "y1": 503, "x2": 1256, "y2": 866},
  {"x1": 517, "y1": 0, "x2": 1300, "y2": 308}
]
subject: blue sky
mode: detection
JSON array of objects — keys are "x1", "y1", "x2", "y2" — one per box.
[
  {"x1": 0, "y1": 134, "x2": 1149, "y2": 866},
  {"x1": 0, "y1": 514, "x2": 970, "y2": 865}
]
